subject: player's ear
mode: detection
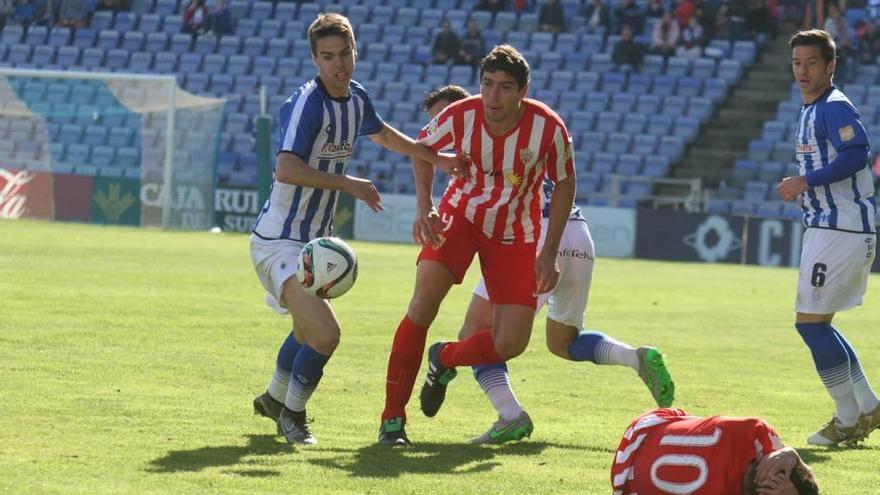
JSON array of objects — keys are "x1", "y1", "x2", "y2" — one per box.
[{"x1": 518, "y1": 82, "x2": 529, "y2": 100}]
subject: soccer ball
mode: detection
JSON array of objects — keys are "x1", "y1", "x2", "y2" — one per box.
[{"x1": 296, "y1": 237, "x2": 358, "y2": 299}]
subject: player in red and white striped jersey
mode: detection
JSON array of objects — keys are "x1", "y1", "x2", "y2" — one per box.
[
  {"x1": 611, "y1": 409, "x2": 819, "y2": 495},
  {"x1": 378, "y1": 45, "x2": 576, "y2": 446}
]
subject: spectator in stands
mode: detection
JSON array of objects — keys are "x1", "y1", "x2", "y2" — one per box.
[
  {"x1": 777, "y1": 0, "x2": 806, "y2": 30},
  {"x1": 856, "y1": 20, "x2": 880, "y2": 64},
  {"x1": 208, "y1": 0, "x2": 232, "y2": 36},
  {"x1": 745, "y1": 0, "x2": 777, "y2": 38},
  {"x1": 612, "y1": 24, "x2": 646, "y2": 70},
  {"x1": 97, "y1": 0, "x2": 129, "y2": 12},
  {"x1": 824, "y1": 3, "x2": 855, "y2": 81},
  {"x1": 651, "y1": 11, "x2": 680, "y2": 58},
  {"x1": 182, "y1": 0, "x2": 209, "y2": 35},
  {"x1": 726, "y1": 0, "x2": 748, "y2": 42},
  {"x1": 538, "y1": 0, "x2": 565, "y2": 33},
  {"x1": 0, "y1": 0, "x2": 11, "y2": 30},
  {"x1": 677, "y1": 15, "x2": 704, "y2": 56},
  {"x1": 10, "y1": 0, "x2": 35, "y2": 25},
  {"x1": 583, "y1": 0, "x2": 612, "y2": 34},
  {"x1": 647, "y1": 0, "x2": 666, "y2": 17},
  {"x1": 473, "y1": 0, "x2": 509, "y2": 14},
  {"x1": 675, "y1": 0, "x2": 697, "y2": 27},
  {"x1": 616, "y1": 0, "x2": 645, "y2": 34},
  {"x1": 432, "y1": 20, "x2": 461, "y2": 65},
  {"x1": 695, "y1": 0, "x2": 721, "y2": 41},
  {"x1": 55, "y1": 0, "x2": 88, "y2": 28},
  {"x1": 459, "y1": 19, "x2": 486, "y2": 80}
]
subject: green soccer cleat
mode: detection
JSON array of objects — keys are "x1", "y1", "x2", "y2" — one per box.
[
  {"x1": 419, "y1": 342, "x2": 458, "y2": 417},
  {"x1": 253, "y1": 391, "x2": 284, "y2": 425},
  {"x1": 471, "y1": 411, "x2": 534, "y2": 445},
  {"x1": 637, "y1": 347, "x2": 675, "y2": 408},
  {"x1": 378, "y1": 417, "x2": 413, "y2": 447}
]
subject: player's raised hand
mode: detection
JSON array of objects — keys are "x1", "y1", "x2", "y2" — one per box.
[
  {"x1": 345, "y1": 176, "x2": 383, "y2": 212},
  {"x1": 412, "y1": 205, "x2": 442, "y2": 247},
  {"x1": 435, "y1": 152, "x2": 471, "y2": 180},
  {"x1": 777, "y1": 176, "x2": 808, "y2": 201},
  {"x1": 755, "y1": 448, "x2": 799, "y2": 487},
  {"x1": 534, "y1": 248, "x2": 560, "y2": 294}
]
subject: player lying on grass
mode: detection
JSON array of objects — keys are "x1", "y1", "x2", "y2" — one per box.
[{"x1": 611, "y1": 408, "x2": 819, "y2": 495}]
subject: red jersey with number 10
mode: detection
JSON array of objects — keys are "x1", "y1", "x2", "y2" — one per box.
[
  {"x1": 417, "y1": 95, "x2": 575, "y2": 244},
  {"x1": 611, "y1": 408, "x2": 783, "y2": 495}
]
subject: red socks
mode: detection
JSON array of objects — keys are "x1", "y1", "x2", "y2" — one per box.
[
  {"x1": 439, "y1": 329, "x2": 502, "y2": 368},
  {"x1": 382, "y1": 316, "x2": 428, "y2": 421}
]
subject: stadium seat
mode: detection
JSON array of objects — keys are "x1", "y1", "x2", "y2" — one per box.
[
  {"x1": 84, "y1": 126, "x2": 109, "y2": 147},
  {"x1": 569, "y1": 110, "x2": 596, "y2": 136},
  {"x1": 642, "y1": 55, "x2": 664, "y2": 76},
  {"x1": 703, "y1": 78, "x2": 728, "y2": 102},
  {"x1": 241, "y1": 37, "x2": 265, "y2": 57},
  {"x1": 252, "y1": 56, "x2": 276, "y2": 78},
  {"x1": 687, "y1": 97, "x2": 713, "y2": 122},
  {"x1": 250, "y1": 1, "x2": 273, "y2": 22},
  {"x1": 658, "y1": 136, "x2": 684, "y2": 161},
  {"x1": 193, "y1": 36, "x2": 217, "y2": 56},
  {"x1": 81, "y1": 47, "x2": 106, "y2": 67},
  {"x1": 718, "y1": 60, "x2": 742, "y2": 84},
  {"x1": 651, "y1": 75, "x2": 677, "y2": 96},
  {"x1": 185, "y1": 72, "x2": 209, "y2": 93},
  {"x1": 274, "y1": 2, "x2": 296, "y2": 21},
  {"x1": 493, "y1": 11, "x2": 517, "y2": 33},
  {"x1": 139, "y1": 14, "x2": 162, "y2": 33},
  {"x1": 162, "y1": 16, "x2": 183, "y2": 35},
  {"x1": 621, "y1": 113, "x2": 647, "y2": 135},
  {"x1": 666, "y1": 57, "x2": 690, "y2": 77},
  {"x1": 46, "y1": 27, "x2": 71, "y2": 48},
  {"x1": 55, "y1": 46, "x2": 81, "y2": 67},
  {"x1": 674, "y1": 116, "x2": 700, "y2": 142},
  {"x1": 585, "y1": 92, "x2": 609, "y2": 112},
  {"x1": 647, "y1": 114, "x2": 673, "y2": 136},
  {"x1": 30, "y1": 46, "x2": 55, "y2": 67},
  {"x1": 121, "y1": 32, "x2": 145, "y2": 52},
  {"x1": 591, "y1": 53, "x2": 614, "y2": 74},
  {"x1": 114, "y1": 12, "x2": 138, "y2": 32},
  {"x1": 691, "y1": 57, "x2": 716, "y2": 79},
  {"x1": 606, "y1": 133, "x2": 632, "y2": 154},
  {"x1": 170, "y1": 33, "x2": 192, "y2": 54},
  {"x1": 643, "y1": 156, "x2": 669, "y2": 177},
  {"x1": 662, "y1": 96, "x2": 687, "y2": 117},
  {"x1": 676, "y1": 77, "x2": 702, "y2": 98},
  {"x1": 758, "y1": 161, "x2": 786, "y2": 183},
  {"x1": 153, "y1": 52, "x2": 177, "y2": 73},
  {"x1": 592, "y1": 152, "x2": 618, "y2": 174},
  {"x1": 610, "y1": 93, "x2": 635, "y2": 113},
  {"x1": 96, "y1": 29, "x2": 120, "y2": 50},
  {"x1": 217, "y1": 36, "x2": 242, "y2": 56},
  {"x1": 635, "y1": 94, "x2": 660, "y2": 115},
  {"x1": 226, "y1": 55, "x2": 251, "y2": 76},
  {"x1": 108, "y1": 127, "x2": 134, "y2": 147},
  {"x1": 1, "y1": 24, "x2": 23, "y2": 44},
  {"x1": 347, "y1": 5, "x2": 369, "y2": 25},
  {"x1": 73, "y1": 28, "x2": 97, "y2": 48},
  {"x1": 202, "y1": 53, "x2": 226, "y2": 74},
  {"x1": 24, "y1": 25, "x2": 48, "y2": 45},
  {"x1": 595, "y1": 111, "x2": 622, "y2": 133},
  {"x1": 105, "y1": 49, "x2": 129, "y2": 71}
]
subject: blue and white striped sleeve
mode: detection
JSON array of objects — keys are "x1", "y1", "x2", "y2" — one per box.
[
  {"x1": 823, "y1": 101, "x2": 869, "y2": 153},
  {"x1": 277, "y1": 91, "x2": 321, "y2": 160},
  {"x1": 357, "y1": 90, "x2": 384, "y2": 136}
]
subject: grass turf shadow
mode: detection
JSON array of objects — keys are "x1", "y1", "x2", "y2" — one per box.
[{"x1": 146, "y1": 434, "x2": 288, "y2": 475}]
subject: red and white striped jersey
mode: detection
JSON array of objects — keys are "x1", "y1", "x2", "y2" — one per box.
[
  {"x1": 418, "y1": 95, "x2": 575, "y2": 244},
  {"x1": 611, "y1": 409, "x2": 783, "y2": 495}
]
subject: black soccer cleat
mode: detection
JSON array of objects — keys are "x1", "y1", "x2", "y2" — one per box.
[
  {"x1": 419, "y1": 341, "x2": 458, "y2": 417},
  {"x1": 378, "y1": 417, "x2": 412, "y2": 447},
  {"x1": 253, "y1": 391, "x2": 284, "y2": 425},
  {"x1": 277, "y1": 406, "x2": 317, "y2": 445}
]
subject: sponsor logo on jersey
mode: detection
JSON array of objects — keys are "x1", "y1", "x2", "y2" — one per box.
[
  {"x1": 558, "y1": 248, "x2": 594, "y2": 260},
  {"x1": 796, "y1": 143, "x2": 816, "y2": 154},
  {"x1": 319, "y1": 141, "x2": 352, "y2": 160},
  {"x1": 519, "y1": 148, "x2": 535, "y2": 166},
  {"x1": 839, "y1": 125, "x2": 855, "y2": 142},
  {"x1": 506, "y1": 171, "x2": 522, "y2": 186}
]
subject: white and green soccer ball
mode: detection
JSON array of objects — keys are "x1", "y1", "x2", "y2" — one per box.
[{"x1": 296, "y1": 237, "x2": 358, "y2": 299}]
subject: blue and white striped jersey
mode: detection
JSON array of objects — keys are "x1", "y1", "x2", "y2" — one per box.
[
  {"x1": 253, "y1": 78, "x2": 383, "y2": 241},
  {"x1": 541, "y1": 177, "x2": 583, "y2": 221},
  {"x1": 795, "y1": 87, "x2": 876, "y2": 233}
]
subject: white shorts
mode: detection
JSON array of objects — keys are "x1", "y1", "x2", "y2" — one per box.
[
  {"x1": 473, "y1": 219, "x2": 594, "y2": 328},
  {"x1": 250, "y1": 235, "x2": 303, "y2": 314},
  {"x1": 795, "y1": 228, "x2": 875, "y2": 314}
]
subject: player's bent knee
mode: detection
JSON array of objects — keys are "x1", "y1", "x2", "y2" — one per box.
[
  {"x1": 493, "y1": 335, "x2": 528, "y2": 360},
  {"x1": 407, "y1": 292, "x2": 443, "y2": 327},
  {"x1": 546, "y1": 340, "x2": 570, "y2": 359},
  {"x1": 307, "y1": 331, "x2": 339, "y2": 356}
]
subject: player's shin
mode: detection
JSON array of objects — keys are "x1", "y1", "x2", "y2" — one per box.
[
  {"x1": 831, "y1": 325, "x2": 880, "y2": 413},
  {"x1": 268, "y1": 330, "x2": 303, "y2": 402},
  {"x1": 382, "y1": 316, "x2": 428, "y2": 421},
  {"x1": 285, "y1": 344, "x2": 331, "y2": 412},
  {"x1": 795, "y1": 322, "x2": 860, "y2": 425},
  {"x1": 439, "y1": 329, "x2": 503, "y2": 367}
]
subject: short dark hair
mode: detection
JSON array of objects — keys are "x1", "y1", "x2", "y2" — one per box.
[
  {"x1": 308, "y1": 13, "x2": 356, "y2": 56},
  {"x1": 480, "y1": 44, "x2": 530, "y2": 89},
  {"x1": 422, "y1": 85, "x2": 471, "y2": 112},
  {"x1": 789, "y1": 29, "x2": 836, "y2": 64}
]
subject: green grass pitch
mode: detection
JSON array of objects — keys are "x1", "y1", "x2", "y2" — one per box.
[{"x1": 1, "y1": 219, "x2": 878, "y2": 494}]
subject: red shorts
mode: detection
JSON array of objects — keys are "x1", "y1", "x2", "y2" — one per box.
[{"x1": 418, "y1": 204, "x2": 537, "y2": 307}]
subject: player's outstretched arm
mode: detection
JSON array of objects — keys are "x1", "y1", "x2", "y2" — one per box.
[
  {"x1": 275, "y1": 152, "x2": 383, "y2": 212},
  {"x1": 369, "y1": 123, "x2": 470, "y2": 180},
  {"x1": 535, "y1": 174, "x2": 575, "y2": 294}
]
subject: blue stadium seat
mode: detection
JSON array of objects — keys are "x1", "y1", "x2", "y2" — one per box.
[
  {"x1": 121, "y1": 31, "x2": 145, "y2": 52},
  {"x1": 658, "y1": 136, "x2": 684, "y2": 161},
  {"x1": 610, "y1": 93, "x2": 635, "y2": 113},
  {"x1": 242, "y1": 37, "x2": 265, "y2": 57},
  {"x1": 193, "y1": 36, "x2": 217, "y2": 55},
  {"x1": 139, "y1": 13, "x2": 161, "y2": 33},
  {"x1": 56, "y1": 46, "x2": 81, "y2": 66},
  {"x1": 770, "y1": 142, "x2": 791, "y2": 162},
  {"x1": 662, "y1": 95, "x2": 687, "y2": 117},
  {"x1": 81, "y1": 47, "x2": 105, "y2": 67},
  {"x1": 202, "y1": 53, "x2": 227, "y2": 74},
  {"x1": 747, "y1": 140, "x2": 771, "y2": 161},
  {"x1": 184, "y1": 72, "x2": 209, "y2": 93},
  {"x1": 105, "y1": 49, "x2": 129, "y2": 70},
  {"x1": 530, "y1": 31, "x2": 554, "y2": 52},
  {"x1": 617, "y1": 154, "x2": 642, "y2": 175},
  {"x1": 676, "y1": 77, "x2": 702, "y2": 98},
  {"x1": 626, "y1": 73, "x2": 651, "y2": 94},
  {"x1": 493, "y1": 11, "x2": 517, "y2": 33},
  {"x1": 114, "y1": 12, "x2": 138, "y2": 32},
  {"x1": 556, "y1": 33, "x2": 580, "y2": 53},
  {"x1": 762, "y1": 121, "x2": 786, "y2": 142},
  {"x1": 606, "y1": 133, "x2": 632, "y2": 154},
  {"x1": 66, "y1": 143, "x2": 90, "y2": 163},
  {"x1": 419, "y1": 8, "x2": 443, "y2": 28},
  {"x1": 691, "y1": 57, "x2": 716, "y2": 79},
  {"x1": 622, "y1": 114, "x2": 648, "y2": 134},
  {"x1": 108, "y1": 127, "x2": 134, "y2": 147},
  {"x1": 59, "y1": 124, "x2": 83, "y2": 144},
  {"x1": 252, "y1": 56, "x2": 276, "y2": 78},
  {"x1": 647, "y1": 114, "x2": 673, "y2": 135},
  {"x1": 518, "y1": 12, "x2": 538, "y2": 31},
  {"x1": 651, "y1": 75, "x2": 677, "y2": 96},
  {"x1": 591, "y1": 53, "x2": 614, "y2": 73},
  {"x1": 585, "y1": 92, "x2": 609, "y2": 112},
  {"x1": 1, "y1": 24, "x2": 23, "y2": 44},
  {"x1": 170, "y1": 33, "x2": 192, "y2": 53},
  {"x1": 224, "y1": 54, "x2": 249, "y2": 76},
  {"x1": 632, "y1": 134, "x2": 658, "y2": 155},
  {"x1": 46, "y1": 27, "x2": 71, "y2": 47},
  {"x1": 153, "y1": 51, "x2": 177, "y2": 72},
  {"x1": 600, "y1": 72, "x2": 626, "y2": 93},
  {"x1": 399, "y1": 63, "x2": 424, "y2": 84},
  {"x1": 250, "y1": 1, "x2": 274, "y2": 22},
  {"x1": 573, "y1": 71, "x2": 599, "y2": 92},
  {"x1": 266, "y1": 38, "x2": 289, "y2": 58},
  {"x1": 273, "y1": 1, "x2": 296, "y2": 21},
  {"x1": 579, "y1": 131, "x2": 605, "y2": 154},
  {"x1": 595, "y1": 111, "x2": 622, "y2": 133},
  {"x1": 144, "y1": 32, "x2": 167, "y2": 52},
  {"x1": 560, "y1": 90, "x2": 585, "y2": 110},
  {"x1": 96, "y1": 30, "x2": 120, "y2": 50},
  {"x1": 592, "y1": 152, "x2": 618, "y2": 174},
  {"x1": 25, "y1": 25, "x2": 48, "y2": 44},
  {"x1": 297, "y1": 2, "x2": 321, "y2": 20},
  {"x1": 635, "y1": 94, "x2": 660, "y2": 115},
  {"x1": 217, "y1": 36, "x2": 241, "y2": 56},
  {"x1": 505, "y1": 30, "x2": 528, "y2": 51},
  {"x1": 178, "y1": 52, "x2": 202, "y2": 73},
  {"x1": 83, "y1": 125, "x2": 109, "y2": 147},
  {"x1": 162, "y1": 16, "x2": 183, "y2": 35},
  {"x1": 154, "y1": 0, "x2": 175, "y2": 15},
  {"x1": 91, "y1": 11, "x2": 114, "y2": 31},
  {"x1": 703, "y1": 78, "x2": 728, "y2": 102},
  {"x1": 569, "y1": 110, "x2": 595, "y2": 136},
  {"x1": 31, "y1": 45, "x2": 55, "y2": 67},
  {"x1": 260, "y1": 20, "x2": 282, "y2": 40},
  {"x1": 642, "y1": 55, "x2": 664, "y2": 76},
  {"x1": 718, "y1": 60, "x2": 742, "y2": 83},
  {"x1": 732, "y1": 41, "x2": 756, "y2": 65},
  {"x1": 291, "y1": 39, "x2": 310, "y2": 59},
  {"x1": 73, "y1": 28, "x2": 97, "y2": 48},
  {"x1": 674, "y1": 116, "x2": 700, "y2": 142},
  {"x1": 665, "y1": 57, "x2": 690, "y2": 77}
]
